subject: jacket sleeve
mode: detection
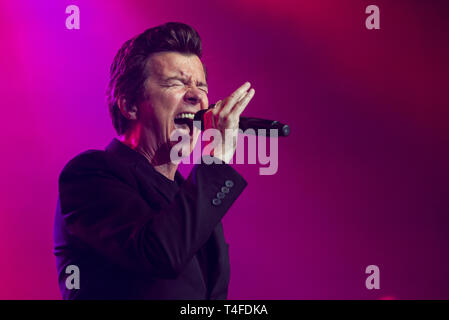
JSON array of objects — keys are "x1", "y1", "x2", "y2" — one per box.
[{"x1": 58, "y1": 151, "x2": 247, "y2": 279}]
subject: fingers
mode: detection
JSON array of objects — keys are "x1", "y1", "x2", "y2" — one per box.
[
  {"x1": 203, "y1": 82, "x2": 255, "y2": 163},
  {"x1": 232, "y1": 88, "x2": 255, "y2": 117},
  {"x1": 211, "y1": 100, "x2": 223, "y2": 116},
  {"x1": 220, "y1": 82, "x2": 251, "y2": 114},
  {"x1": 210, "y1": 82, "x2": 255, "y2": 129}
]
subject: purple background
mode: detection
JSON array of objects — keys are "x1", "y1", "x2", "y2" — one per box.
[{"x1": 0, "y1": 0, "x2": 448, "y2": 299}]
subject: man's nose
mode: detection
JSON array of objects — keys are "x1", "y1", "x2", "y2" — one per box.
[{"x1": 183, "y1": 87, "x2": 204, "y2": 105}]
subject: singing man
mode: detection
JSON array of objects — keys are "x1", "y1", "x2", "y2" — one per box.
[{"x1": 53, "y1": 22, "x2": 255, "y2": 299}]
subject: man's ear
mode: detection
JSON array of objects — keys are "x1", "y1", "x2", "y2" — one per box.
[{"x1": 117, "y1": 96, "x2": 138, "y2": 120}]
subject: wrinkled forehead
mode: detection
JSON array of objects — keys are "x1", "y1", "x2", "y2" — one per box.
[{"x1": 145, "y1": 51, "x2": 206, "y2": 82}]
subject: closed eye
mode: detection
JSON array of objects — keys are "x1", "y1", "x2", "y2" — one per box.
[
  {"x1": 166, "y1": 80, "x2": 184, "y2": 86},
  {"x1": 162, "y1": 77, "x2": 208, "y2": 93}
]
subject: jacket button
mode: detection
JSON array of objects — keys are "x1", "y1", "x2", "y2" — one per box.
[
  {"x1": 225, "y1": 180, "x2": 234, "y2": 188},
  {"x1": 217, "y1": 192, "x2": 225, "y2": 199},
  {"x1": 221, "y1": 186, "x2": 230, "y2": 193},
  {"x1": 212, "y1": 198, "x2": 222, "y2": 206}
]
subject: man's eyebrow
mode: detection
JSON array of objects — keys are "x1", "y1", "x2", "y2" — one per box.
[{"x1": 163, "y1": 76, "x2": 208, "y2": 87}]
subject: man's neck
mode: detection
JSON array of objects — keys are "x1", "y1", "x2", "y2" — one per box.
[{"x1": 118, "y1": 131, "x2": 178, "y2": 181}]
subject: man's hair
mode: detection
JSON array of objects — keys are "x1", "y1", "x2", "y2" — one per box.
[{"x1": 106, "y1": 22, "x2": 203, "y2": 135}]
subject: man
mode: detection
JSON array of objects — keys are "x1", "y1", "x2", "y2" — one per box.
[{"x1": 53, "y1": 22, "x2": 255, "y2": 299}]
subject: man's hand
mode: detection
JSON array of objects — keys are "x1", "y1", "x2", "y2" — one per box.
[{"x1": 203, "y1": 82, "x2": 255, "y2": 163}]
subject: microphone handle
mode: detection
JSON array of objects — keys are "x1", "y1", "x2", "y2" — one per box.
[
  {"x1": 239, "y1": 117, "x2": 290, "y2": 137},
  {"x1": 193, "y1": 105, "x2": 290, "y2": 137}
]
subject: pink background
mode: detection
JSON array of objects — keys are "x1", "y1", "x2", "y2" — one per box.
[{"x1": 0, "y1": 0, "x2": 448, "y2": 299}]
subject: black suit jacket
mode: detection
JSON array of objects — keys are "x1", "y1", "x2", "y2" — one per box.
[{"x1": 53, "y1": 138, "x2": 247, "y2": 299}]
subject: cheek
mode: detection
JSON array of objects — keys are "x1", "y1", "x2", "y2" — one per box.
[
  {"x1": 145, "y1": 92, "x2": 179, "y2": 121},
  {"x1": 159, "y1": 90, "x2": 184, "y2": 115}
]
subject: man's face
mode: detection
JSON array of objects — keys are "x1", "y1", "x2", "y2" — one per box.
[{"x1": 137, "y1": 51, "x2": 208, "y2": 155}]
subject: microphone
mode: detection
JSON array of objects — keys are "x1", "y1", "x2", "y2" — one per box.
[{"x1": 194, "y1": 104, "x2": 290, "y2": 137}]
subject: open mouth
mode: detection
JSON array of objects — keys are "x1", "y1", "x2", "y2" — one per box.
[{"x1": 174, "y1": 112, "x2": 195, "y2": 135}]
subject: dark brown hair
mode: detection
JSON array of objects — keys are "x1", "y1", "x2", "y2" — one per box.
[{"x1": 106, "y1": 22, "x2": 203, "y2": 135}]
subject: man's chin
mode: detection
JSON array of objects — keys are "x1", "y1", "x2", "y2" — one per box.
[{"x1": 173, "y1": 127, "x2": 189, "y2": 138}]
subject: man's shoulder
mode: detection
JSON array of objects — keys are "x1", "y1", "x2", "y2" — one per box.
[
  {"x1": 58, "y1": 146, "x2": 138, "y2": 186},
  {"x1": 60, "y1": 149, "x2": 109, "y2": 177}
]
